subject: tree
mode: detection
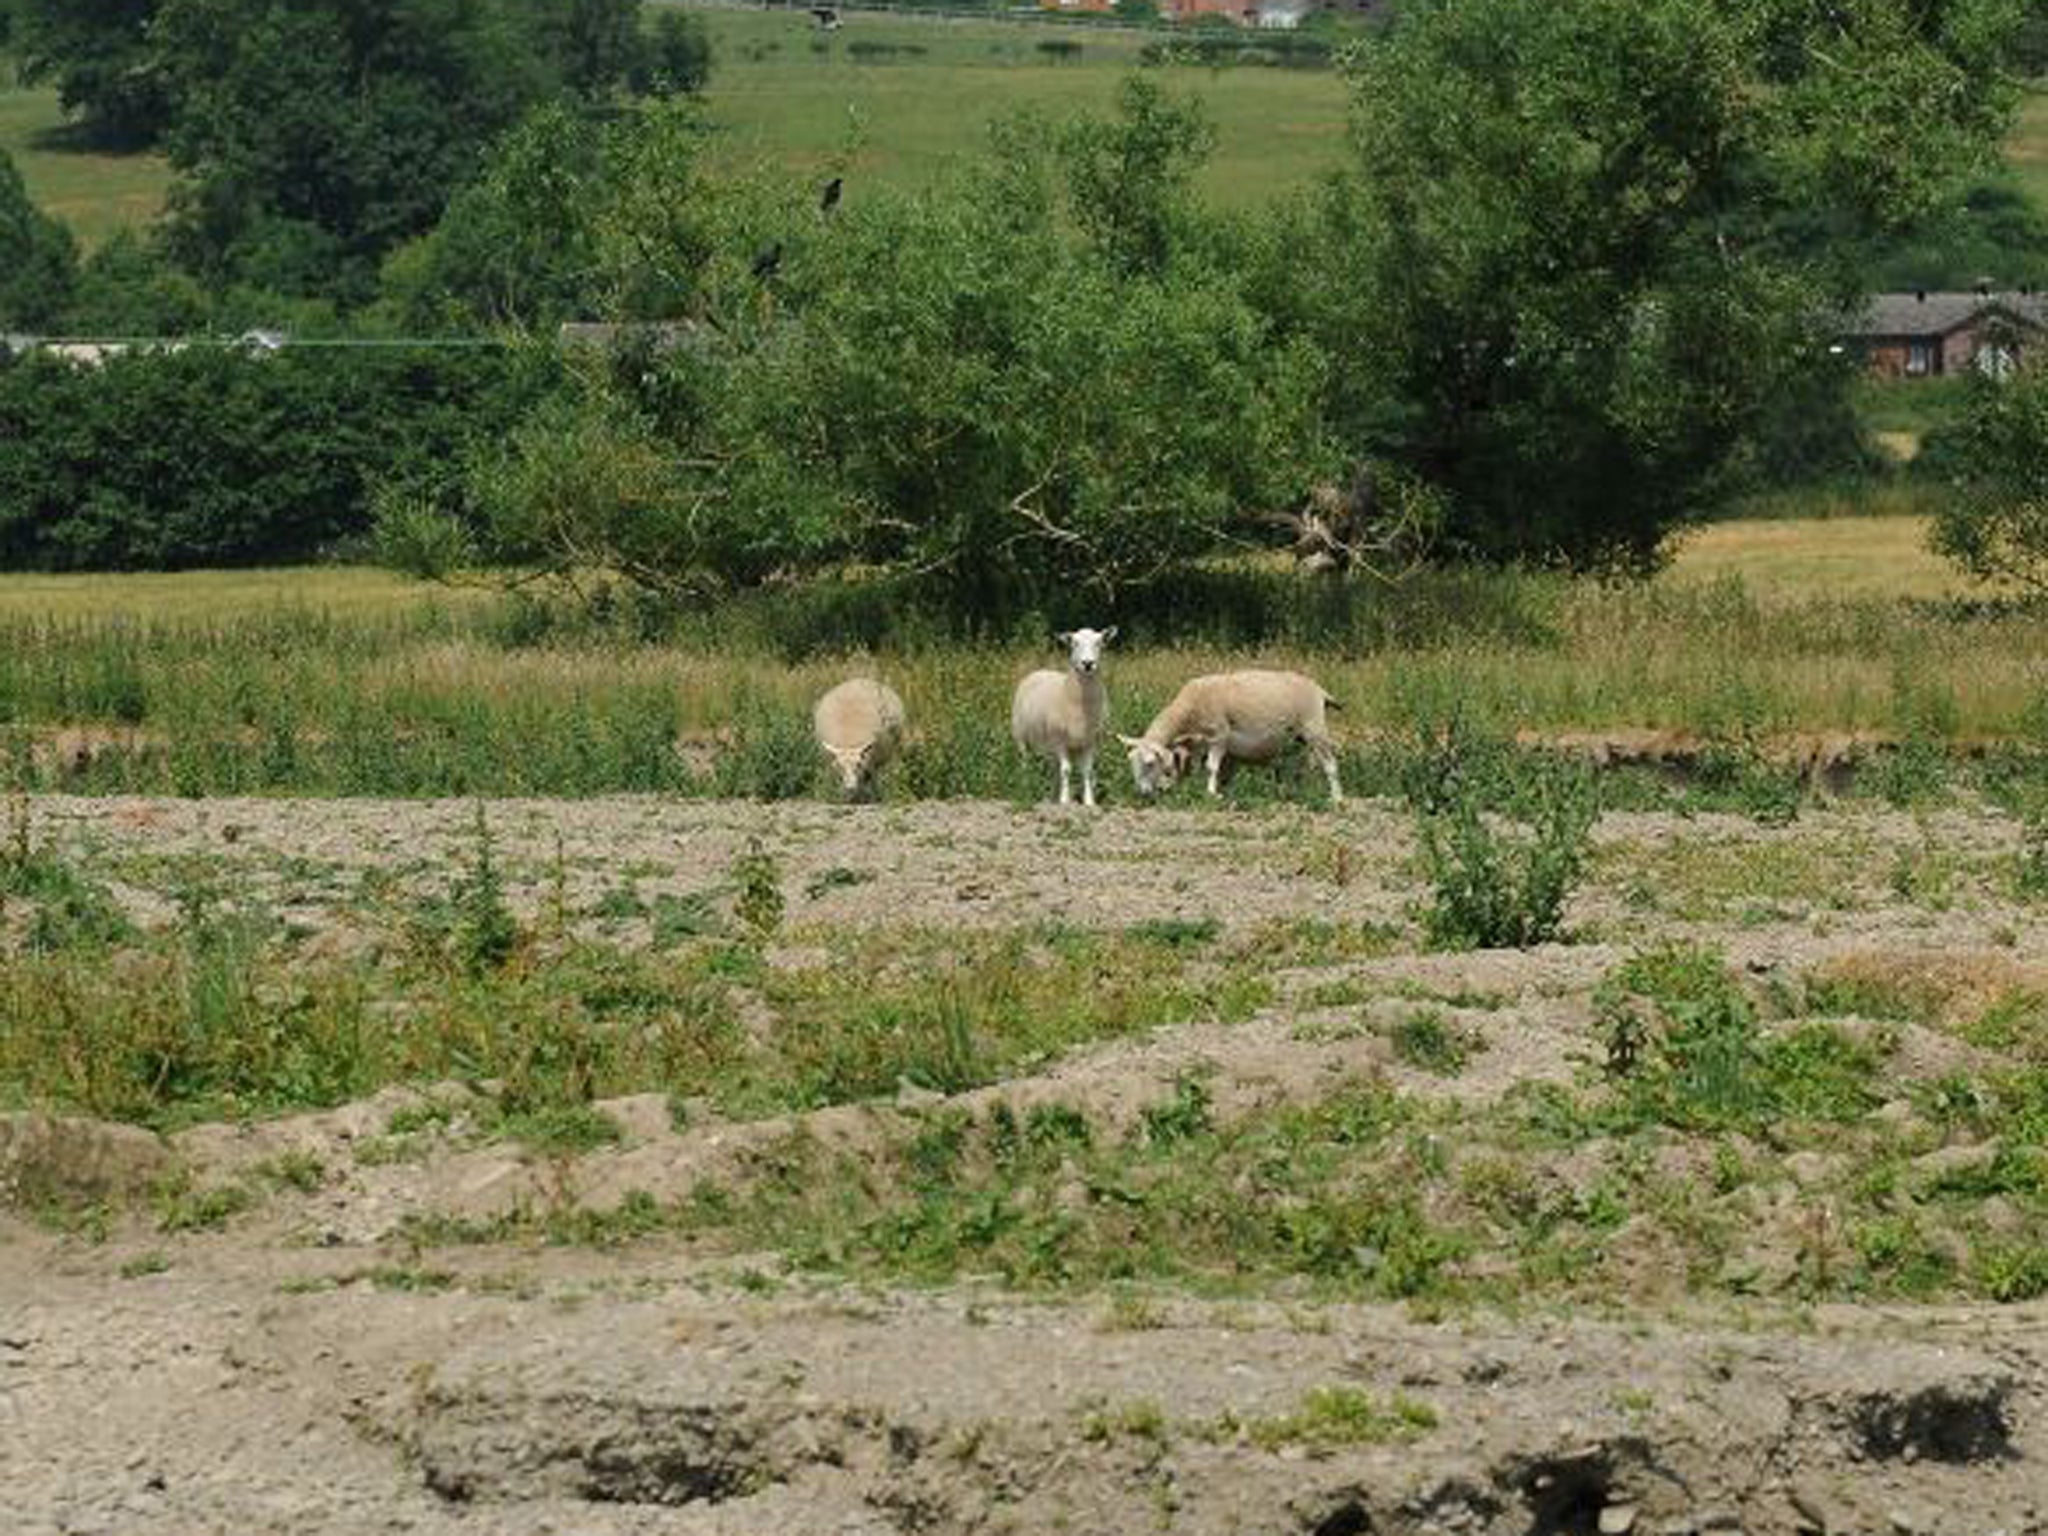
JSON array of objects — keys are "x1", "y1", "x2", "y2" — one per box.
[
  {"x1": 62, "y1": 232, "x2": 212, "y2": 335},
  {"x1": 1930, "y1": 353, "x2": 2048, "y2": 593},
  {"x1": 1057, "y1": 77, "x2": 1213, "y2": 279},
  {"x1": 0, "y1": 150, "x2": 77, "y2": 330},
  {"x1": 629, "y1": 10, "x2": 713, "y2": 96},
  {"x1": 4, "y1": 0, "x2": 173, "y2": 149},
  {"x1": 421, "y1": 92, "x2": 1330, "y2": 615},
  {"x1": 528, "y1": 0, "x2": 644, "y2": 96},
  {"x1": 1315, "y1": 0, "x2": 2022, "y2": 569},
  {"x1": 380, "y1": 102, "x2": 609, "y2": 329},
  {"x1": 151, "y1": 0, "x2": 555, "y2": 299}
]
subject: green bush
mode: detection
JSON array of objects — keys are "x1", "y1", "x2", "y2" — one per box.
[
  {"x1": 1413, "y1": 753, "x2": 1595, "y2": 950},
  {"x1": 1598, "y1": 944, "x2": 1766, "y2": 1129},
  {"x1": 0, "y1": 344, "x2": 551, "y2": 569}
]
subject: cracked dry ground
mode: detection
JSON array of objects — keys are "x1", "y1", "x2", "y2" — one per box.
[{"x1": 4, "y1": 794, "x2": 2047, "y2": 1535}]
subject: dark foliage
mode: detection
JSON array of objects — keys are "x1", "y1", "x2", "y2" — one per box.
[{"x1": 0, "y1": 345, "x2": 552, "y2": 569}]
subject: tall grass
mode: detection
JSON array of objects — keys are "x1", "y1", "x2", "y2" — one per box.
[{"x1": 0, "y1": 553, "x2": 2044, "y2": 800}]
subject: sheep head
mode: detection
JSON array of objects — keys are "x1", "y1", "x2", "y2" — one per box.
[{"x1": 1054, "y1": 626, "x2": 1116, "y2": 678}]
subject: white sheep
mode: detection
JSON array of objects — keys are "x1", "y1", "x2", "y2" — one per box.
[
  {"x1": 1010, "y1": 627, "x2": 1116, "y2": 807},
  {"x1": 812, "y1": 678, "x2": 906, "y2": 799},
  {"x1": 1120, "y1": 669, "x2": 1344, "y2": 805}
]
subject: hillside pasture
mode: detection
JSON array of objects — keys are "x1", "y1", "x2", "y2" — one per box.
[
  {"x1": 0, "y1": 80, "x2": 173, "y2": 249},
  {"x1": 684, "y1": 6, "x2": 1352, "y2": 205}
]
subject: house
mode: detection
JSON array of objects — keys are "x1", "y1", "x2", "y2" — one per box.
[{"x1": 1841, "y1": 289, "x2": 2048, "y2": 380}]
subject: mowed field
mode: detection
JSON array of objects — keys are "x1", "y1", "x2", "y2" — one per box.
[
  {"x1": 685, "y1": 6, "x2": 1350, "y2": 204},
  {"x1": 0, "y1": 80, "x2": 172, "y2": 248}
]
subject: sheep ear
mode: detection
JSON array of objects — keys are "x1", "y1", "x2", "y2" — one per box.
[
  {"x1": 1101, "y1": 626, "x2": 1118, "y2": 643},
  {"x1": 1116, "y1": 734, "x2": 1143, "y2": 749},
  {"x1": 1053, "y1": 631, "x2": 1071, "y2": 647}
]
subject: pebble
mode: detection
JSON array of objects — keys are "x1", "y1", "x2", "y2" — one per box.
[{"x1": 1600, "y1": 1505, "x2": 1639, "y2": 1534}]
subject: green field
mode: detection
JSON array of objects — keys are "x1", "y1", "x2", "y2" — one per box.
[
  {"x1": 6, "y1": 14, "x2": 2043, "y2": 242},
  {"x1": 2010, "y1": 88, "x2": 2048, "y2": 211},
  {"x1": 1, "y1": 9, "x2": 1346, "y2": 249},
  {"x1": 686, "y1": 7, "x2": 1350, "y2": 205},
  {"x1": 0, "y1": 80, "x2": 172, "y2": 248}
]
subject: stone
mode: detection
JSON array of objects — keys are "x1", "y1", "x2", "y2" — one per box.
[{"x1": 0, "y1": 1112, "x2": 175, "y2": 1206}]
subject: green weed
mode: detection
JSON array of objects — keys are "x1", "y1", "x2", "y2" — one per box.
[
  {"x1": 153, "y1": 1175, "x2": 253, "y2": 1233},
  {"x1": 731, "y1": 837, "x2": 785, "y2": 940},
  {"x1": 1239, "y1": 1387, "x2": 1437, "y2": 1451},
  {"x1": 1413, "y1": 742, "x2": 1594, "y2": 950},
  {"x1": 1387, "y1": 1009, "x2": 1475, "y2": 1076}
]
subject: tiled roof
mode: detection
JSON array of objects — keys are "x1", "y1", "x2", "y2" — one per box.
[{"x1": 1845, "y1": 291, "x2": 2048, "y2": 339}]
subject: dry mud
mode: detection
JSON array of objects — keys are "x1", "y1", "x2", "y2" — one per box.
[{"x1": 5, "y1": 794, "x2": 2048, "y2": 1535}]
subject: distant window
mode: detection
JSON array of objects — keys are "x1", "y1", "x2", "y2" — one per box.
[{"x1": 1906, "y1": 341, "x2": 1932, "y2": 376}]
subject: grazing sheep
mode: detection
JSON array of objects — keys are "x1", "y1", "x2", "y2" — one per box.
[
  {"x1": 813, "y1": 678, "x2": 906, "y2": 799},
  {"x1": 1011, "y1": 627, "x2": 1117, "y2": 807},
  {"x1": 1120, "y1": 669, "x2": 1344, "y2": 805}
]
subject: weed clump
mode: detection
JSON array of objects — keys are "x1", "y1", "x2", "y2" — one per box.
[
  {"x1": 730, "y1": 836, "x2": 785, "y2": 939},
  {"x1": 452, "y1": 803, "x2": 519, "y2": 975},
  {"x1": 1599, "y1": 944, "x2": 1882, "y2": 1130},
  {"x1": 1411, "y1": 729, "x2": 1594, "y2": 949},
  {"x1": 1598, "y1": 944, "x2": 1766, "y2": 1128},
  {"x1": 0, "y1": 795, "x2": 133, "y2": 952}
]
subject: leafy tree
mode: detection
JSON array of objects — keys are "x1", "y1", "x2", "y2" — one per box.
[
  {"x1": 61, "y1": 232, "x2": 212, "y2": 335},
  {"x1": 151, "y1": 0, "x2": 556, "y2": 299},
  {"x1": 529, "y1": 0, "x2": 644, "y2": 96},
  {"x1": 629, "y1": 9, "x2": 713, "y2": 96},
  {"x1": 1930, "y1": 354, "x2": 2048, "y2": 593},
  {"x1": 1058, "y1": 76, "x2": 1213, "y2": 279},
  {"x1": 1315, "y1": 0, "x2": 2022, "y2": 569},
  {"x1": 422, "y1": 93, "x2": 1329, "y2": 615},
  {"x1": 380, "y1": 102, "x2": 608, "y2": 329},
  {"x1": 3, "y1": 0, "x2": 173, "y2": 149},
  {"x1": 0, "y1": 344, "x2": 549, "y2": 568},
  {"x1": 0, "y1": 150, "x2": 76, "y2": 330}
]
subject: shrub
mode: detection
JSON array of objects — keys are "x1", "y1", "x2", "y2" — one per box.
[
  {"x1": 1931, "y1": 360, "x2": 2048, "y2": 593},
  {"x1": 1597, "y1": 944, "x2": 1766, "y2": 1129},
  {"x1": 453, "y1": 804, "x2": 520, "y2": 976},
  {"x1": 1413, "y1": 753, "x2": 1595, "y2": 950},
  {"x1": 0, "y1": 345, "x2": 549, "y2": 570}
]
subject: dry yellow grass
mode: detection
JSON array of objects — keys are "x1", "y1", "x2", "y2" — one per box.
[
  {"x1": 0, "y1": 516, "x2": 1975, "y2": 622},
  {"x1": 1663, "y1": 515, "x2": 1983, "y2": 602},
  {"x1": 0, "y1": 567, "x2": 495, "y2": 624}
]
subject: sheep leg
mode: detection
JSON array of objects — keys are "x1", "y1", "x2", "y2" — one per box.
[
  {"x1": 1058, "y1": 751, "x2": 1073, "y2": 807},
  {"x1": 1205, "y1": 743, "x2": 1226, "y2": 798},
  {"x1": 1081, "y1": 750, "x2": 1098, "y2": 808}
]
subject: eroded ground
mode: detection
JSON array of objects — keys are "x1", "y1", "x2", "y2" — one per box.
[{"x1": 3, "y1": 795, "x2": 2046, "y2": 1535}]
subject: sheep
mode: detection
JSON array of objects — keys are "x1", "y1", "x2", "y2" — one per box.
[
  {"x1": 812, "y1": 678, "x2": 906, "y2": 799},
  {"x1": 1119, "y1": 669, "x2": 1344, "y2": 805},
  {"x1": 1010, "y1": 627, "x2": 1117, "y2": 807}
]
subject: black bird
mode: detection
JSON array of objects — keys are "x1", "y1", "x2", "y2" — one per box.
[
  {"x1": 750, "y1": 241, "x2": 784, "y2": 281},
  {"x1": 820, "y1": 176, "x2": 843, "y2": 216}
]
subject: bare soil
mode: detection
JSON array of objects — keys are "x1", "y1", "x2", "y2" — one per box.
[{"x1": 5, "y1": 795, "x2": 2047, "y2": 1535}]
